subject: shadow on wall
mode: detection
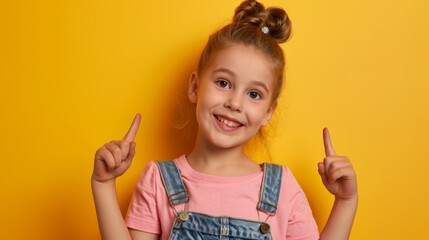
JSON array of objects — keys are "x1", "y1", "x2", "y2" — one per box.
[
  {"x1": 152, "y1": 52, "x2": 199, "y2": 160},
  {"x1": 116, "y1": 47, "x2": 201, "y2": 219}
]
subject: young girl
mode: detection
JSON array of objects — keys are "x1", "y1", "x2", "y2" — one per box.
[{"x1": 91, "y1": 0, "x2": 358, "y2": 239}]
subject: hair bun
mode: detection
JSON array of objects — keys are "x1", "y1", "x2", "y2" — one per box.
[
  {"x1": 233, "y1": 0, "x2": 292, "y2": 43},
  {"x1": 264, "y1": 7, "x2": 292, "y2": 43},
  {"x1": 233, "y1": 0, "x2": 265, "y2": 25}
]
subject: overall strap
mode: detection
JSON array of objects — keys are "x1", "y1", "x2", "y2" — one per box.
[
  {"x1": 155, "y1": 160, "x2": 189, "y2": 206},
  {"x1": 257, "y1": 162, "x2": 283, "y2": 214}
]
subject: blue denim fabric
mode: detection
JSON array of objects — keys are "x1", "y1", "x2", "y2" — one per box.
[
  {"x1": 156, "y1": 161, "x2": 189, "y2": 205},
  {"x1": 156, "y1": 160, "x2": 283, "y2": 240},
  {"x1": 257, "y1": 162, "x2": 283, "y2": 213},
  {"x1": 170, "y1": 211, "x2": 272, "y2": 240}
]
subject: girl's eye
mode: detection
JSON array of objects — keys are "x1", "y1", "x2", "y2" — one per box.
[
  {"x1": 216, "y1": 80, "x2": 230, "y2": 89},
  {"x1": 248, "y1": 91, "x2": 262, "y2": 100}
]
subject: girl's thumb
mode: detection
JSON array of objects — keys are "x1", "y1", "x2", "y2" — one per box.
[{"x1": 317, "y1": 162, "x2": 328, "y2": 186}]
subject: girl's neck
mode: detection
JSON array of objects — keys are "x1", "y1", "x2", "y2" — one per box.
[{"x1": 186, "y1": 132, "x2": 260, "y2": 176}]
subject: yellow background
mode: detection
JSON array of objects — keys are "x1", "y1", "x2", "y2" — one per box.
[{"x1": 1, "y1": 0, "x2": 428, "y2": 239}]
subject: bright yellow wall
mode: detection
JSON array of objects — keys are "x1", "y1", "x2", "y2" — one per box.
[{"x1": 1, "y1": 0, "x2": 428, "y2": 239}]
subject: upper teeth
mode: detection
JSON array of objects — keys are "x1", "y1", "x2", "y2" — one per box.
[{"x1": 216, "y1": 115, "x2": 240, "y2": 128}]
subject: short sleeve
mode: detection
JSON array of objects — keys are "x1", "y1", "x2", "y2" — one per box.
[
  {"x1": 125, "y1": 161, "x2": 161, "y2": 234},
  {"x1": 284, "y1": 167, "x2": 320, "y2": 240}
]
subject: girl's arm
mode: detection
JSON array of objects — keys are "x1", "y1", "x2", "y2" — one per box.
[
  {"x1": 91, "y1": 114, "x2": 159, "y2": 240},
  {"x1": 91, "y1": 178, "x2": 132, "y2": 240},
  {"x1": 319, "y1": 196, "x2": 358, "y2": 240},
  {"x1": 91, "y1": 178, "x2": 159, "y2": 240},
  {"x1": 318, "y1": 128, "x2": 358, "y2": 240}
]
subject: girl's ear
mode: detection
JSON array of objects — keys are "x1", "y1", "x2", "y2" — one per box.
[
  {"x1": 188, "y1": 71, "x2": 199, "y2": 103},
  {"x1": 261, "y1": 101, "x2": 278, "y2": 126}
]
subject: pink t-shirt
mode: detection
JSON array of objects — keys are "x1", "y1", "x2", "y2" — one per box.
[{"x1": 125, "y1": 155, "x2": 319, "y2": 240}]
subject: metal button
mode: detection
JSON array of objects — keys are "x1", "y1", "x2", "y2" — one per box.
[
  {"x1": 260, "y1": 223, "x2": 270, "y2": 234},
  {"x1": 178, "y1": 211, "x2": 189, "y2": 222}
]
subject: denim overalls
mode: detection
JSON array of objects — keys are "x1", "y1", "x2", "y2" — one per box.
[{"x1": 155, "y1": 160, "x2": 283, "y2": 240}]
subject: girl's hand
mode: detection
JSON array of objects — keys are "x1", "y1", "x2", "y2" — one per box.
[
  {"x1": 317, "y1": 128, "x2": 358, "y2": 201},
  {"x1": 92, "y1": 113, "x2": 141, "y2": 183}
]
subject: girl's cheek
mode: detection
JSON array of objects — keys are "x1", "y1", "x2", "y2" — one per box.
[{"x1": 250, "y1": 105, "x2": 271, "y2": 124}]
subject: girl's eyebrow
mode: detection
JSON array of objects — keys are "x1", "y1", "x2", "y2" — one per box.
[
  {"x1": 213, "y1": 67, "x2": 235, "y2": 76},
  {"x1": 213, "y1": 67, "x2": 269, "y2": 93},
  {"x1": 250, "y1": 81, "x2": 269, "y2": 93}
]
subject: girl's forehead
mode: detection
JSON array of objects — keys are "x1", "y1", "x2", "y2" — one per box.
[
  {"x1": 205, "y1": 44, "x2": 276, "y2": 88},
  {"x1": 212, "y1": 44, "x2": 270, "y2": 63}
]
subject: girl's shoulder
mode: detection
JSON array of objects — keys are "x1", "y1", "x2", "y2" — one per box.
[
  {"x1": 262, "y1": 162, "x2": 299, "y2": 184},
  {"x1": 279, "y1": 164, "x2": 307, "y2": 193},
  {"x1": 136, "y1": 156, "x2": 186, "y2": 189}
]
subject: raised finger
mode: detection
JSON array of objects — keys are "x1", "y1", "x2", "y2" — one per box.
[
  {"x1": 122, "y1": 141, "x2": 136, "y2": 168},
  {"x1": 124, "y1": 113, "x2": 141, "y2": 142},
  {"x1": 323, "y1": 127, "x2": 337, "y2": 156}
]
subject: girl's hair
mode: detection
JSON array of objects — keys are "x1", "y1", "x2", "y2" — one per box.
[{"x1": 197, "y1": 0, "x2": 292, "y2": 103}]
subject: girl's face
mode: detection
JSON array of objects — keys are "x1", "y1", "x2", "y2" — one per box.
[{"x1": 189, "y1": 44, "x2": 277, "y2": 149}]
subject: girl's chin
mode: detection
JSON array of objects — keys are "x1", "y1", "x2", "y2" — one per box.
[
  {"x1": 207, "y1": 137, "x2": 247, "y2": 150},
  {"x1": 213, "y1": 143, "x2": 243, "y2": 150}
]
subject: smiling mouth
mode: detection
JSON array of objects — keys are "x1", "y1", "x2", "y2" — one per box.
[{"x1": 214, "y1": 114, "x2": 243, "y2": 128}]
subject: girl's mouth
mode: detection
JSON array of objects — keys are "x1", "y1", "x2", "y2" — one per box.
[{"x1": 213, "y1": 114, "x2": 244, "y2": 130}]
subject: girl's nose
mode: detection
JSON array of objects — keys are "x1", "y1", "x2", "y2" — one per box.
[{"x1": 224, "y1": 91, "x2": 242, "y2": 112}]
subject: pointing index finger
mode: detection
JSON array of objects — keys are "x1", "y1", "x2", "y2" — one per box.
[
  {"x1": 323, "y1": 127, "x2": 337, "y2": 156},
  {"x1": 124, "y1": 113, "x2": 141, "y2": 142}
]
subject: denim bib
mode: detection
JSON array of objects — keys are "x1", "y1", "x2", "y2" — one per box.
[{"x1": 155, "y1": 160, "x2": 283, "y2": 240}]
